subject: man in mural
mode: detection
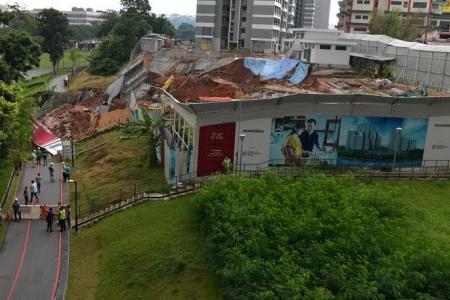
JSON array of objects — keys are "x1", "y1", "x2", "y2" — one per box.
[
  {"x1": 300, "y1": 119, "x2": 323, "y2": 156},
  {"x1": 282, "y1": 122, "x2": 304, "y2": 165}
]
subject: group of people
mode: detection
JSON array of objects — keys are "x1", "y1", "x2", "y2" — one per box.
[
  {"x1": 13, "y1": 200, "x2": 71, "y2": 233},
  {"x1": 45, "y1": 205, "x2": 71, "y2": 232},
  {"x1": 31, "y1": 147, "x2": 49, "y2": 167}
]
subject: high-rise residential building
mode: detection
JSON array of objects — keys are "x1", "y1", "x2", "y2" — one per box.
[
  {"x1": 337, "y1": 0, "x2": 450, "y2": 40},
  {"x1": 294, "y1": 0, "x2": 330, "y2": 29},
  {"x1": 195, "y1": 0, "x2": 296, "y2": 53},
  {"x1": 346, "y1": 124, "x2": 382, "y2": 151}
]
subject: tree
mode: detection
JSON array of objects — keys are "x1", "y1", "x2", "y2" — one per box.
[
  {"x1": 9, "y1": 10, "x2": 40, "y2": 36},
  {"x1": 94, "y1": 11, "x2": 120, "y2": 38},
  {"x1": 69, "y1": 24, "x2": 95, "y2": 41},
  {"x1": 68, "y1": 48, "x2": 82, "y2": 68},
  {"x1": 369, "y1": 11, "x2": 423, "y2": 41},
  {"x1": 175, "y1": 23, "x2": 195, "y2": 41},
  {"x1": 120, "y1": 0, "x2": 152, "y2": 16},
  {"x1": 88, "y1": 13, "x2": 150, "y2": 75},
  {"x1": 0, "y1": 28, "x2": 41, "y2": 83},
  {"x1": 123, "y1": 112, "x2": 163, "y2": 167},
  {"x1": 37, "y1": 8, "x2": 70, "y2": 74},
  {"x1": 0, "y1": 82, "x2": 33, "y2": 162},
  {"x1": 149, "y1": 14, "x2": 176, "y2": 37}
]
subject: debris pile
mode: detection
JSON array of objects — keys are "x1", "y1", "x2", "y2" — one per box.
[
  {"x1": 142, "y1": 50, "x2": 445, "y2": 104},
  {"x1": 40, "y1": 91, "x2": 131, "y2": 140}
]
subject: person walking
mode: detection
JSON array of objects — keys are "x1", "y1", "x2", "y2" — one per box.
[
  {"x1": 23, "y1": 187, "x2": 29, "y2": 205},
  {"x1": 36, "y1": 148, "x2": 42, "y2": 166},
  {"x1": 58, "y1": 206, "x2": 66, "y2": 232},
  {"x1": 31, "y1": 150, "x2": 36, "y2": 168},
  {"x1": 46, "y1": 208, "x2": 54, "y2": 232},
  {"x1": 30, "y1": 180, "x2": 39, "y2": 203},
  {"x1": 66, "y1": 205, "x2": 71, "y2": 228},
  {"x1": 36, "y1": 173, "x2": 42, "y2": 193},
  {"x1": 49, "y1": 163, "x2": 55, "y2": 183},
  {"x1": 62, "y1": 162, "x2": 67, "y2": 182},
  {"x1": 13, "y1": 199, "x2": 21, "y2": 221},
  {"x1": 64, "y1": 164, "x2": 72, "y2": 182},
  {"x1": 42, "y1": 150, "x2": 48, "y2": 166}
]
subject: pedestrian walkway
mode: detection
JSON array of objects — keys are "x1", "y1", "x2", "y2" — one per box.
[{"x1": 0, "y1": 162, "x2": 68, "y2": 300}]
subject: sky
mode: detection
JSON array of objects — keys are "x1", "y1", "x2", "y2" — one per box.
[{"x1": 4, "y1": 0, "x2": 340, "y2": 26}]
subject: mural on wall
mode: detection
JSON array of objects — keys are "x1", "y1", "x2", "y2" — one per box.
[{"x1": 270, "y1": 115, "x2": 428, "y2": 167}]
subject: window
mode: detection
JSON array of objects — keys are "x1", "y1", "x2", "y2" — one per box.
[
  {"x1": 320, "y1": 44, "x2": 331, "y2": 50},
  {"x1": 355, "y1": 15, "x2": 362, "y2": 19},
  {"x1": 413, "y1": 2, "x2": 427, "y2": 9},
  {"x1": 391, "y1": 1, "x2": 402, "y2": 5},
  {"x1": 362, "y1": 15, "x2": 369, "y2": 20},
  {"x1": 201, "y1": 27, "x2": 212, "y2": 36},
  {"x1": 357, "y1": 0, "x2": 370, "y2": 3},
  {"x1": 336, "y1": 45, "x2": 347, "y2": 51},
  {"x1": 354, "y1": 27, "x2": 367, "y2": 31},
  {"x1": 241, "y1": 28, "x2": 245, "y2": 33}
]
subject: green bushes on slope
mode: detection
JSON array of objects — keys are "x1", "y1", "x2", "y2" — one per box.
[{"x1": 198, "y1": 174, "x2": 450, "y2": 299}]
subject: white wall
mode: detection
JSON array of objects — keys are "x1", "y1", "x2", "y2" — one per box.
[
  {"x1": 234, "y1": 119, "x2": 272, "y2": 171},
  {"x1": 423, "y1": 116, "x2": 450, "y2": 166},
  {"x1": 310, "y1": 44, "x2": 351, "y2": 65}
]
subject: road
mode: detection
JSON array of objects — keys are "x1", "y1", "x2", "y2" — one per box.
[{"x1": 0, "y1": 162, "x2": 68, "y2": 300}]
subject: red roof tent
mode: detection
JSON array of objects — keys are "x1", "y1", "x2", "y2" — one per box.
[
  {"x1": 199, "y1": 97, "x2": 234, "y2": 102},
  {"x1": 32, "y1": 120, "x2": 62, "y2": 155}
]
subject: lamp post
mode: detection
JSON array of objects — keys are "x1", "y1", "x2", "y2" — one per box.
[
  {"x1": 68, "y1": 179, "x2": 78, "y2": 232},
  {"x1": 239, "y1": 133, "x2": 246, "y2": 172},
  {"x1": 392, "y1": 127, "x2": 403, "y2": 172}
]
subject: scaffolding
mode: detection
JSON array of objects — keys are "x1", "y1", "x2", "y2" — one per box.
[{"x1": 340, "y1": 33, "x2": 450, "y2": 92}]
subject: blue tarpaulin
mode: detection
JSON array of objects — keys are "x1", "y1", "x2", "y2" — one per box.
[
  {"x1": 289, "y1": 62, "x2": 309, "y2": 84},
  {"x1": 244, "y1": 57, "x2": 299, "y2": 80}
]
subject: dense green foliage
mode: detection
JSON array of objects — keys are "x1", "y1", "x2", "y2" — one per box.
[
  {"x1": 69, "y1": 24, "x2": 96, "y2": 41},
  {"x1": 0, "y1": 28, "x2": 41, "y2": 83},
  {"x1": 89, "y1": 0, "x2": 175, "y2": 75},
  {"x1": 0, "y1": 82, "x2": 33, "y2": 163},
  {"x1": 175, "y1": 23, "x2": 195, "y2": 41},
  {"x1": 369, "y1": 11, "x2": 423, "y2": 41},
  {"x1": 198, "y1": 174, "x2": 450, "y2": 299},
  {"x1": 37, "y1": 8, "x2": 70, "y2": 73}
]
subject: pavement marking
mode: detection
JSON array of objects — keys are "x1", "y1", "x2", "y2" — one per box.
[
  {"x1": 6, "y1": 164, "x2": 40, "y2": 299},
  {"x1": 50, "y1": 163, "x2": 64, "y2": 300},
  {"x1": 6, "y1": 220, "x2": 32, "y2": 300}
]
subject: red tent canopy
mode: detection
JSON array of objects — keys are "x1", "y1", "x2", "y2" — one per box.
[{"x1": 32, "y1": 120, "x2": 62, "y2": 155}]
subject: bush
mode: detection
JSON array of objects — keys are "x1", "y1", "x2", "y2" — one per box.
[{"x1": 197, "y1": 174, "x2": 450, "y2": 299}]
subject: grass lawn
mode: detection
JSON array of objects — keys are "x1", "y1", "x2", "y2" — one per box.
[
  {"x1": 67, "y1": 196, "x2": 222, "y2": 300},
  {"x1": 17, "y1": 67, "x2": 72, "y2": 98},
  {"x1": 38, "y1": 49, "x2": 91, "y2": 70},
  {"x1": 71, "y1": 129, "x2": 166, "y2": 217},
  {"x1": 66, "y1": 177, "x2": 450, "y2": 299}
]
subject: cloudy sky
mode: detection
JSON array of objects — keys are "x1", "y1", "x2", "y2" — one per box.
[{"x1": 4, "y1": 0, "x2": 339, "y2": 26}]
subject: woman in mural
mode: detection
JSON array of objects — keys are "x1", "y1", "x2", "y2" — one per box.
[{"x1": 281, "y1": 122, "x2": 306, "y2": 165}]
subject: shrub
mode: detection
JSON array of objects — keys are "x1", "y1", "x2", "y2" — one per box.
[{"x1": 197, "y1": 174, "x2": 450, "y2": 299}]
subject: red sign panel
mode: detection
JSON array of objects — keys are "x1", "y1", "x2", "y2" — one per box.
[{"x1": 197, "y1": 123, "x2": 236, "y2": 176}]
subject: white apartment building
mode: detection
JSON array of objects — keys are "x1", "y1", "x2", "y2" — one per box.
[
  {"x1": 337, "y1": 0, "x2": 450, "y2": 40},
  {"x1": 294, "y1": 0, "x2": 331, "y2": 29},
  {"x1": 195, "y1": 0, "x2": 296, "y2": 53}
]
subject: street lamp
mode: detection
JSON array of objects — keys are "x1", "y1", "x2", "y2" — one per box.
[
  {"x1": 392, "y1": 127, "x2": 403, "y2": 171},
  {"x1": 68, "y1": 179, "x2": 78, "y2": 232},
  {"x1": 239, "y1": 133, "x2": 246, "y2": 172}
]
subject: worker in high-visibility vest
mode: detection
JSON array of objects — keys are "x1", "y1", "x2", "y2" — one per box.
[
  {"x1": 223, "y1": 157, "x2": 232, "y2": 174},
  {"x1": 58, "y1": 206, "x2": 66, "y2": 232}
]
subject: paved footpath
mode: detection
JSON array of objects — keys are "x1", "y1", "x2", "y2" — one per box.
[{"x1": 0, "y1": 162, "x2": 69, "y2": 300}]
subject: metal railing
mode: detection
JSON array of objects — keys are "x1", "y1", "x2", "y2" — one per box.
[{"x1": 73, "y1": 158, "x2": 450, "y2": 229}]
